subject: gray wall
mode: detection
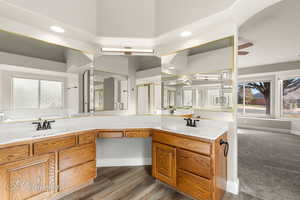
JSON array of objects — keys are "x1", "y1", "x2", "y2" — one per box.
[{"x1": 103, "y1": 77, "x2": 115, "y2": 110}]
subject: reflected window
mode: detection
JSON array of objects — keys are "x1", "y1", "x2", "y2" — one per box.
[
  {"x1": 238, "y1": 81, "x2": 271, "y2": 116},
  {"x1": 282, "y1": 77, "x2": 300, "y2": 118},
  {"x1": 40, "y1": 80, "x2": 63, "y2": 109},
  {"x1": 183, "y1": 89, "x2": 193, "y2": 107},
  {"x1": 13, "y1": 77, "x2": 63, "y2": 110}
]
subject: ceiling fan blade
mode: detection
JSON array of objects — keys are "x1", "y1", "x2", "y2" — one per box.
[
  {"x1": 238, "y1": 42, "x2": 253, "y2": 50},
  {"x1": 238, "y1": 51, "x2": 249, "y2": 55}
]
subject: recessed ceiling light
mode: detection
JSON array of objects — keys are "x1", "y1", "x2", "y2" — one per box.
[
  {"x1": 50, "y1": 26, "x2": 65, "y2": 33},
  {"x1": 168, "y1": 66, "x2": 175, "y2": 70},
  {"x1": 180, "y1": 31, "x2": 192, "y2": 37}
]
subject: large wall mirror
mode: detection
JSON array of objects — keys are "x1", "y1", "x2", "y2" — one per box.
[
  {"x1": 0, "y1": 29, "x2": 93, "y2": 122},
  {"x1": 0, "y1": 30, "x2": 162, "y2": 122},
  {"x1": 161, "y1": 37, "x2": 234, "y2": 120},
  {"x1": 80, "y1": 55, "x2": 162, "y2": 115}
]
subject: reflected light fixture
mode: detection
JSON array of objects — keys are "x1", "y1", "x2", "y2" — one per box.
[
  {"x1": 50, "y1": 26, "x2": 65, "y2": 33},
  {"x1": 180, "y1": 31, "x2": 192, "y2": 37},
  {"x1": 101, "y1": 47, "x2": 154, "y2": 53}
]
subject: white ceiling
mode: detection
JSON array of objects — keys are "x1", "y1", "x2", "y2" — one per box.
[
  {"x1": 155, "y1": 0, "x2": 236, "y2": 36},
  {"x1": 0, "y1": 0, "x2": 237, "y2": 38},
  {"x1": 239, "y1": 0, "x2": 300, "y2": 68}
]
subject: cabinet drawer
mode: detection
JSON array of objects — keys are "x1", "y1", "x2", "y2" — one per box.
[
  {"x1": 177, "y1": 169, "x2": 212, "y2": 200},
  {"x1": 34, "y1": 136, "x2": 76, "y2": 155},
  {"x1": 59, "y1": 160, "x2": 96, "y2": 191},
  {"x1": 177, "y1": 149, "x2": 211, "y2": 178},
  {"x1": 0, "y1": 144, "x2": 30, "y2": 164},
  {"x1": 98, "y1": 131, "x2": 123, "y2": 138},
  {"x1": 125, "y1": 130, "x2": 150, "y2": 138},
  {"x1": 78, "y1": 132, "x2": 95, "y2": 145},
  {"x1": 152, "y1": 131, "x2": 211, "y2": 155},
  {"x1": 59, "y1": 143, "x2": 96, "y2": 171}
]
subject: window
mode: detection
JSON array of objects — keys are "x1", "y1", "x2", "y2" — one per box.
[
  {"x1": 183, "y1": 89, "x2": 193, "y2": 107},
  {"x1": 238, "y1": 81, "x2": 271, "y2": 116},
  {"x1": 282, "y1": 77, "x2": 300, "y2": 118},
  {"x1": 13, "y1": 78, "x2": 39, "y2": 109},
  {"x1": 13, "y1": 77, "x2": 63, "y2": 110}
]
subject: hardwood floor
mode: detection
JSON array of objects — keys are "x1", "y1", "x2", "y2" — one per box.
[
  {"x1": 60, "y1": 166, "x2": 192, "y2": 200},
  {"x1": 60, "y1": 166, "x2": 262, "y2": 200}
]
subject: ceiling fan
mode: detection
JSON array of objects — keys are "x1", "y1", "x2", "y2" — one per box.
[{"x1": 238, "y1": 42, "x2": 253, "y2": 55}]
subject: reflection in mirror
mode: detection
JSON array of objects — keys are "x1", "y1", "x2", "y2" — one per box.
[
  {"x1": 83, "y1": 55, "x2": 161, "y2": 115},
  {"x1": 0, "y1": 29, "x2": 93, "y2": 122},
  {"x1": 161, "y1": 37, "x2": 234, "y2": 119},
  {"x1": 94, "y1": 71, "x2": 128, "y2": 111}
]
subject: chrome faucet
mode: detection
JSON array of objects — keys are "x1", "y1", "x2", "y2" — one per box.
[
  {"x1": 184, "y1": 118, "x2": 199, "y2": 127},
  {"x1": 33, "y1": 118, "x2": 55, "y2": 131}
]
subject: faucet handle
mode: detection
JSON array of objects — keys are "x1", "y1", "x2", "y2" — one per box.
[
  {"x1": 46, "y1": 120, "x2": 55, "y2": 129},
  {"x1": 32, "y1": 120, "x2": 42, "y2": 131},
  {"x1": 184, "y1": 118, "x2": 192, "y2": 126},
  {"x1": 193, "y1": 119, "x2": 200, "y2": 127},
  {"x1": 184, "y1": 118, "x2": 190, "y2": 126}
]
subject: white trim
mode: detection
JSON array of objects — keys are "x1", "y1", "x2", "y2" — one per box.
[
  {"x1": 226, "y1": 179, "x2": 239, "y2": 195},
  {"x1": 96, "y1": 158, "x2": 152, "y2": 167}
]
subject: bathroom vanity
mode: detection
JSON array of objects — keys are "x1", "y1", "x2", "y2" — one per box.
[
  {"x1": 0, "y1": 124, "x2": 228, "y2": 200},
  {"x1": 0, "y1": 130, "x2": 97, "y2": 200}
]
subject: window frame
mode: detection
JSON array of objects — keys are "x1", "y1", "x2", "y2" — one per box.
[
  {"x1": 238, "y1": 79, "x2": 273, "y2": 118},
  {"x1": 182, "y1": 88, "x2": 193, "y2": 107},
  {"x1": 279, "y1": 75, "x2": 300, "y2": 119},
  {"x1": 11, "y1": 75, "x2": 65, "y2": 110}
]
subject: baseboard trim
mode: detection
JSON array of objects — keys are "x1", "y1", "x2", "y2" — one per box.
[
  {"x1": 96, "y1": 158, "x2": 152, "y2": 167},
  {"x1": 226, "y1": 179, "x2": 239, "y2": 195}
]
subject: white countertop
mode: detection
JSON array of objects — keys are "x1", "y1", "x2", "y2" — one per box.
[
  {"x1": 155, "y1": 125, "x2": 227, "y2": 140},
  {"x1": 0, "y1": 125, "x2": 227, "y2": 146},
  {"x1": 0, "y1": 116, "x2": 228, "y2": 146}
]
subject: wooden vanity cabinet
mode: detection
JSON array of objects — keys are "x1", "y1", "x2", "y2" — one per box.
[
  {"x1": 125, "y1": 129, "x2": 151, "y2": 138},
  {"x1": 152, "y1": 130, "x2": 227, "y2": 200},
  {"x1": 98, "y1": 130, "x2": 124, "y2": 138},
  {"x1": 97, "y1": 129, "x2": 152, "y2": 138},
  {"x1": 152, "y1": 142, "x2": 176, "y2": 187},
  {"x1": 0, "y1": 130, "x2": 97, "y2": 200},
  {"x1": 0, "y1": 144, "x2": 30, "y2": 165},
  {"x1": 0, "y1": 153, "x2": 55, "y2": 200}
]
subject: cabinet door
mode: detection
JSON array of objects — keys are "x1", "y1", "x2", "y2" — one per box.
[
  {"x1": 152, "y1": 142, "x2": 176, "y2": 186},
  {"x1": 0, "y1": 153, "x2": 55, "y2": 200}
]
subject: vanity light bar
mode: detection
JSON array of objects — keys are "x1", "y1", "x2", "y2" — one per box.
[
  {"x1": 194, "y1": 74, "x2": 220, "y2": 80},
  {"x1": 101, "y1": 47, "x2": 154, "y2": 53}
]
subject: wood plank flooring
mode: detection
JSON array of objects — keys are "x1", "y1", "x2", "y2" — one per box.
[
  {"x1": 60, "y1": 166, "x2": 191, "y2": 200},
  {"x1": 60, "y1": 166, "x2": 256, "y2": 200}
]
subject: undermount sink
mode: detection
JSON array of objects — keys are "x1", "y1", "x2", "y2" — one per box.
[{"x1": 32, "y1": 128, "x2": 73, "y2": 138}]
